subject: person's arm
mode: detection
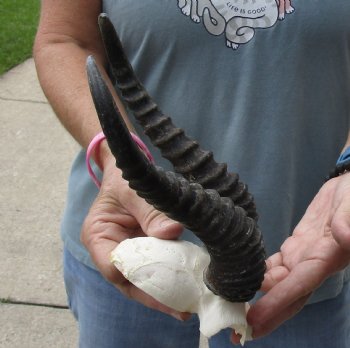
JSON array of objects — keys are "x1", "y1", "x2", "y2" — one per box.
[
  {"x1": 238, "y1": 133, "x2": 350, "y2": 341},
  {"x1": 33, "y1": 0, "x2": 131, "y2": 168},
  {"x1": 34, "y1": 0, "x2": 187, "y2": 320}
]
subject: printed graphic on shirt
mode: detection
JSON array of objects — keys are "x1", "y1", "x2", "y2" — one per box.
[{"x1": 177, "y1": 0, "x2": 295, "y2": 50}]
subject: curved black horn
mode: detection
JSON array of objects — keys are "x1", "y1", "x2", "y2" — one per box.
[
  {"x1": 97, "y1": 13, "x2": 258, "y2": 220},
  {"x1": 86, "y1": 56, "x2": 266, "y2": 302}
]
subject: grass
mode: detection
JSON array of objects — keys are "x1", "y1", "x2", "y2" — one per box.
[{"x1": 0, "y1": 0, "x2": 40, "y2": 75}]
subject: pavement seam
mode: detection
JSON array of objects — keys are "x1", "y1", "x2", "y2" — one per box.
[
  {"x1": 0, "y1": 96, "x2": 48, "y2": 104},
  {"x1": 1, "y1": 298, "x2": 69, "y2": 310}
]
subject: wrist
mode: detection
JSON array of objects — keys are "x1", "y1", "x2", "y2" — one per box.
[
  {"x1": 86, "y1": 132, "x2": 113, "y2": 188},
  {"x1": 86, "y1": 131, "x2": 154, "y2": 188},
  {"x1": 96, "y1": 140, "x2": 115, "y2": 170},
  {"x1": 326, "y1": 146, "x2": 350, "y2": 181}
]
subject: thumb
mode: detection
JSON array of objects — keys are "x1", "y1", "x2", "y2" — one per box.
[
  {"x1": 145, "y1": 211, "x2": 184, "y2": 240},
  {"x1": 132, "y1": 200, "x2": 184, "y2": 239},
  {"x1": 119, "y1": 180, "x2": 184, "y2": 240}
]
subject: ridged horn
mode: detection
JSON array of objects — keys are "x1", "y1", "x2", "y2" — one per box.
[
  {"x1": 97, "y1": 13, "x2": 258, "y2": 220},
  {"x1": 86, "y1": 56, "x2": 266, "y2": 302}
]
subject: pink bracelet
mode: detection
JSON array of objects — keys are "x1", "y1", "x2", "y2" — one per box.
[{"x1": 86, "y1": 131, "x2": 155, "y2": 188}]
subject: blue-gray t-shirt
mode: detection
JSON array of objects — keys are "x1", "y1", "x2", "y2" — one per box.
[{"x1": 61, "y1": 0, "x2": 350, "y2": 303}]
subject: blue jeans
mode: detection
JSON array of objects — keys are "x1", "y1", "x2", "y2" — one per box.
[{"x1": 64, "y1": 248, "x2": 350, "y2": 348}]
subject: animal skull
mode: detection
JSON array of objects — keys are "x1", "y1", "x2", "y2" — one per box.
[{"x1": 111, "y1": 237, "x2": 252, "y2": 343}]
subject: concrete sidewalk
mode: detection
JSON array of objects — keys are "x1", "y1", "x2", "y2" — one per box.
[{"x1": 0, "y1": 59, "x2": 79, "y2": 347}]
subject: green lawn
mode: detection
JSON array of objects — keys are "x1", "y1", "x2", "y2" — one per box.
[{"x1": 0, "y1": 0, "x2": 40, "y2": 75}]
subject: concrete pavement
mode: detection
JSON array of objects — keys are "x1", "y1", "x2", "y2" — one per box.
[
  {"x1": 0, "y1": 59, "x2": 79, "y2": 347},
  {"x1": 0, "y1": 59, "x2": 210, "y2": 348}
]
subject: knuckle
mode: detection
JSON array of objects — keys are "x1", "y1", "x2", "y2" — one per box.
[{"x1": 142, "y1": 207, "x2": 162, "y2": 226}]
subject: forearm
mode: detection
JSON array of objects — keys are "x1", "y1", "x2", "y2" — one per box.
[
  {"x1": 34, "y1": 41, "x2": 106, "y2": 149},
  {"x1": 33, "y1": 0, "x2": 133, "y2": 168}
]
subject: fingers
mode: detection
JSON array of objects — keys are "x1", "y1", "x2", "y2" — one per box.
[
  {"x1": 247, "y1": 260, "x2": 327, "y2": 338},
  {"x1": 82, "y1": 196, "x2": 189, "y2": 321},
  {"x1": 261, "y1": 265, "x2": 289, "y2": 292},
  {"x1": 250, "y1": 294, "x2": 310, "y2": 338},
  {"x1": 97, "y1": 161, "x2": 184, "y2": 240},
  {"x1": 230, "y1": 331, "x2": 241, "y2": 345},
  {"x1": 119, "y1": 181, "x2": 184, "y2": 240},
  {"x1": 249, "y1": 266, "x2": 317, "y2": 323},
  {"x1": 139, "y1": 208, "x2": 184, "y2": 239},
  {"x1": 82, "y1": 162, "x2": 188, "y2": 321},
  {"x1": 229, "y1": 254, "x2": 290, "y2": 344},
  {"x1": 81, "y1": 215, "x2": 124, "y2": 284},
  {"x1": 260, "y1": 253, "x2": 289, "y2": 292},
  {"x1": 81, "y1": 182, "x2": 141, "y2": 284}
]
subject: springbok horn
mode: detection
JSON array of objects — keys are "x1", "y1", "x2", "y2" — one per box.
[
  {"x1": 97, "y1": 13, "x2": 258, "y2": 221},
  {"x1": 86, "y1": 56, "x2": 266, "y2": 302}
]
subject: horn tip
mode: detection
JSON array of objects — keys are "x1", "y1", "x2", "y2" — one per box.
[
  {"x1": 86, "y1": 55, "x2": 95, "y2": 66},
  {"x1": 86, "y1": 55, "x2": 98, "y2": 80},
  {"x1": 98, "y1": 12, "x2": 110, "y2": 27}
]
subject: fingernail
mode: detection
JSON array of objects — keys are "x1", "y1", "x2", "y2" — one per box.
[{"x1": 161, "y1": 220, "x2": 177, "y2": 228}]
